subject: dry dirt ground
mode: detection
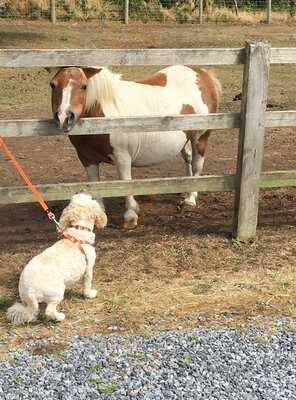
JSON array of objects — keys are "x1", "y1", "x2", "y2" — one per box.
[{"x1": 0, "y1": 20, "x2": 295, "y2": 352}]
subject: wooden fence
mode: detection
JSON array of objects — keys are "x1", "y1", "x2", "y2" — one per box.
[{"x1": 0, "y1": 41, "x2": 295, "y2": 241}]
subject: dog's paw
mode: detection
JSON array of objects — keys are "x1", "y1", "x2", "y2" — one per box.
[{"x1": 84, "y1": 289, "x2": 97, "y2": 299}]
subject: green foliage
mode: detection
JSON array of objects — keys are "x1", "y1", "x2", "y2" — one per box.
[
  {"x1": 179, "y1": 354, "x2": 193, "y2": 365},
  {"x1": 0, "y1": 296, "x2": 12, "y2": 311},
  {"x1": 87, "y1": 377, "x2": 117, "y2": 395}
]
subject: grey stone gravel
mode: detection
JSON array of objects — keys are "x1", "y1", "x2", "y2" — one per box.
[{"x1": 0, "y1": 323, "x2": 296, "y2": 400}]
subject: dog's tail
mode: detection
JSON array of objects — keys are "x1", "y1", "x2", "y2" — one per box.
[{"x1": 7, "y1": 300, "x2": 39, "y2": 325}]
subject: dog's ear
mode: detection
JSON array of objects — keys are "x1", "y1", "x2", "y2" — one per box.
[
  {"x1": 59, "y1": 204, "x2": 73, "y2": 229},
  {"x1": 93, "y1": 201, "x2": 107, "y2": 229}
]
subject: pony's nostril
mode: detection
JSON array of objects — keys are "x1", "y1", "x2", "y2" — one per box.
[{"x1": 68, "y1": 111, "x2": 75, "y2": 122}]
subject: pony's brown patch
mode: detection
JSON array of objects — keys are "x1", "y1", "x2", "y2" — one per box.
[
  {"x1": 180, "y1": 103, "x2": 210, "y2": 156},
  {"x1": 50, "y1": 67, "x2": 88, "y2": 120},
  {"x1": 69, "y1": 102, "x2": 113, "y2": 166},
  {"x1": 137, "y1": 72, "x2": 167, "y2": 87},
  {"x1": 197, "y1": 130, "x2": 211, "y2": 157},
  {"x1": 180, "y1": 103, "x2": 196, "y2": 140},
  {"x1": 195, "y1": 68, "x2": 220, "y2": 113}
]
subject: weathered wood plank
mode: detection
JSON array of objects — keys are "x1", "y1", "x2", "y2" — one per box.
[
  {"x1": 1, "y1": 111, "x2": 296, "y2": 138},
  {"x1": 0, "y1": 113, "x2": 241, "y2": 138},
  {"x1": 0, "y1": 175, "x2": 236, "y2": 204},
  {"x1": 270, "y1": 48, "x2": 296, "y2": 64},
  {"x1": 265, "y1": 110, "x2": 296, "y2": 127},
  {"x1": 0, "y1": 48, "x2": 245, "y2": 67},
  {"x1": 0, "y1": 47, "x2": 295, "y2": 68},
  {"x1": 259, "y1": 170, "x2": 296, "y2": 188},
  {"x1": 0, "y1": 170, "x2": 294, "y2": 205},
  {"x1": 233, "y1": 41, "x2": 270, "y2": 241}
]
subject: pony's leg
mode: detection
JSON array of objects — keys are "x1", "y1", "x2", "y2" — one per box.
[
  {"x1": 186, "y1": 130, "x2": 210, "y2": 206},
  {"x1": 181, "y1": 141, "x2": 193, "y2": 176},
  {"x1": 181, "y1": 141, "x2": 195, "y2": 206},
  {"x1": 85, "y1": 164, "x2": 105, "y2": 210},
  {"x1": 113, "y1": 151, "x2": 139, "y2": 229}
]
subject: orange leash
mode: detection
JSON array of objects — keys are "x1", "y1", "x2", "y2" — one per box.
[{"x1": 0, "y1": 136, "x2": 60, "y2": 229}]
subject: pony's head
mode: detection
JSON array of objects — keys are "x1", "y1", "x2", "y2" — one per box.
[{"x1": 48, "y1": 67, "x2": 101, "y2": 132}]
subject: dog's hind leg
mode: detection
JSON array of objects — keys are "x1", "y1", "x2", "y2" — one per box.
[{"x1": 45, "y1": 298, "x2": 65, "y2": 322}]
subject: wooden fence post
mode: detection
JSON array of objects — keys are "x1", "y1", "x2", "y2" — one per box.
[
  {"x1": 50, "y1": 0, "x2": 56, "y2": 24},
  {"x1": 199, "y1": 0, "x2": 203, "y2": 24},
  {"x1": 267, "y1": 0, "x2": 272, "y2": 24},
  {"x1": 233, "y1": 41, "x2": 270, "y2": 241},
  {"x1": 125, "y1": 0, "x2": 129, "y2": 24}
]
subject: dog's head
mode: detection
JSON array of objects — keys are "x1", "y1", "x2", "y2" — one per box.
[{"x1": 59, "y1": 193, "x2": 107, "y2": 230}]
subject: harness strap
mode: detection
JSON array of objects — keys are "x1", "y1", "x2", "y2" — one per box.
[
  {"x1": 0, "y1": 136, "x2": 60, "y2": 228},
  {"x1": 61, "y1": 231, "x2": 95, "y2": 262}
]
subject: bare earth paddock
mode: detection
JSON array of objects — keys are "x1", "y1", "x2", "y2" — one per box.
[{"x1": 0, "y1": 19, "x2": 295, "y2": 352}]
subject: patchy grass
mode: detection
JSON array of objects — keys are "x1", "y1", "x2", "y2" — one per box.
[
  {"x1": 86, "y1": 363, "x2": 101, "y2": 372},
  {"x1": 0, "y1": 297, "x2": 13, "y2": 311},
  {"x1": 179, "y1": 355, "x2": 193, "y2": 366},
  {"x1": 87, "y1": 377, "x2": 117, "y2": 395}
]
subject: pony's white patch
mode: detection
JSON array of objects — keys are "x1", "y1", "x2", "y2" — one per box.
[
  {"x1": 84, "y1": 66, "x2": 213, "y2": 166},
  {"x1": 85, "y1": 68, "x2": 121, "y2": 113},
  {"x1": 194, "y1": 155, "x2": 205, "y2": 175},
  {"x1": 58, "y1": 79, "x2": 73, "y2": 125}
]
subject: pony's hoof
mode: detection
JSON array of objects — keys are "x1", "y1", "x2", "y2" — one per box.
[
  {"x1": 177, "y1": 200, "x2": 196, "y2": 212},
  {"x1": 84, "y1": 289, "x2": 97, "y2": 299},
  {"x1": 54, "y1": 312, "x2": 65, "y2": 322},
  {"x1": 123, "y1": 220, "x2": 138, "y2": 230}
]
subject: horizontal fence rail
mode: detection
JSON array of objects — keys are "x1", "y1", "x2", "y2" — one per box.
[
  {"x1": 0, "y1": 48, "x2": 245, "y2": 67},
  {"x1": 0, "y1": 48, "x2": 296, "y2": 68},
  {"x1": 1, "y1": 111, "x2": 296, "y2": 138},
  {"x1": 0, "y1": 171, "x2": 295, "y2": 205}
]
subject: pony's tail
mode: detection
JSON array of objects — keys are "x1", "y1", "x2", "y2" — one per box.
[
  {"x1": 7, "y1": 301, "x2": 39, "y2": 325},
  {"x1": 207, "y1": 69, "x2": 222, "y2": 101}
]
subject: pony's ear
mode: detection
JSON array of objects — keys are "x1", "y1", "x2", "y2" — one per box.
[{"x1": 82, "y1": 67, "x2": 102, "y2": 79}]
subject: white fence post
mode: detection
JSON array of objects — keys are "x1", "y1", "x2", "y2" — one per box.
[
  {"x1": 233, "y1": 41, "x2": 270, "y2": 241},
  {"x1": 50, "y1": 0, "x2": 56, "y2": 23},
  {"x1": 125, "y1": 0, "x2": 129, "y2": 24},
  {"x1": 267, "y1": 0, "x2": 272, "y2": 24},
  {"x1": 199, "y1": 0, "x2": 203, "y2": 24}
]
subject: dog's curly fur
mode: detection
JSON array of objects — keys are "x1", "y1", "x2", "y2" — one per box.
[{"x1": 7, "y1": 193, "x2": 107, "y2": 325}]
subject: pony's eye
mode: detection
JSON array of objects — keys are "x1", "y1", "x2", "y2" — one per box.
[
  {"x1": 50, "y1": 82, "x2": 56, "y2": 89},
  {"x1": 81, "y1": 84, "x2": 87, "y2": 90}
]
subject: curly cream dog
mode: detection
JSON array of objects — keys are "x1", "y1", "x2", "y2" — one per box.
[{"x1": 7, "y1": 193, "x2": 107, "y2": 324}]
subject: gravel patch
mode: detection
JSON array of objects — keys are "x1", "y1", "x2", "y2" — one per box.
[{"x1": 0, "y1": 323, "x2": 296, "y2": 400}]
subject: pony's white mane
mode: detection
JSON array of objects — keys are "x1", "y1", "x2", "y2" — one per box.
[{"x1": 85, "y1": 68, "x2": 121, "y2": 111}]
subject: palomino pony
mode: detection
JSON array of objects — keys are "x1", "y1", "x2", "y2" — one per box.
[{"x1": 48, "y1": 65, "x2": 221, "y2": 228}]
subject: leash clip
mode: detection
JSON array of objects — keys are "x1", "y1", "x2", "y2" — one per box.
[{"x1": 46, "y1": 210, "x2": 62, "y2": 231}]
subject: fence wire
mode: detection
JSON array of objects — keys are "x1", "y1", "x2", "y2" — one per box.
[{"x1": 0, "y1": 1, "x2": 296, "y2": 22}]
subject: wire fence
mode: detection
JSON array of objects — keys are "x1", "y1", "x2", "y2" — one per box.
[{"x1": 0, "y1": 0, "x2": 295, "y2": 22}]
